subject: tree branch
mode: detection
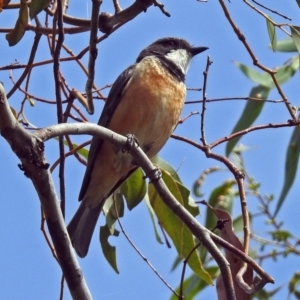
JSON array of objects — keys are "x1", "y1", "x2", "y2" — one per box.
[
  {"x1": 0, "y1": 84, "x2": 92, "y2": 300},
  {"x1": 34, "y1": 122, "x2": 237, "y2": 299},
  {"x1": 98, "y1": 0, "x2": 156, "y2": 33}
]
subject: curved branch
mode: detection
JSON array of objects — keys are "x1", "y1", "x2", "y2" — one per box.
[
  {"x1": 35, "y1": 122, "x2": 237, "y2": 299},
  {"x1": 1, "y1": 81, "x2": 276, "y2": 299}
]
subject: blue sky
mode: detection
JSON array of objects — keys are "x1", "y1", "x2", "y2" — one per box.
[{"x1": 1, "y1": 1, "x2": 300, "y2": 299}]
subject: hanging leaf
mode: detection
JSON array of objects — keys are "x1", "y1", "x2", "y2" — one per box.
[
  {"x1": 266, "y1": 16, "x2": 277, "y2": 52},
  {"x1": 120, "y1": 168, "x2": 146, "y2": 210},
  {"x1": 148, "y1": 169, "x2": 211, "y2": 284},
  {"x1": 226, "y1": 85, "x2": 270, "y2": 156},
  {"x1": 234, "y1": 58, "x2": 299, "y2": 88},
  {"x1": 99, "y1": 194, "x2": 124, "y2": 272},
  {"x1": 6, "y1": 0, "x2": 28, "y2": 46},
  {"x1": 275, "y1": 126, "x2": 300, "y2": 216},
  {"x1": 234, "y1": 62, "x2": 273, "y2": 87},
  {"x1": 291, "y1": 26, "x2": 300, "y2": 53},
  {"x1": 289, "y1": 271, "x2": 300, "y2": 296},
  {"x1": 29, "y1": 0, "x2": 50, "y2": 19},
  {"x1": 170, "y1": 267, "x2": 220, "y2": 300},
  {"x1": 57, "y1": 139, "x2": 89, "y2": 159},
  {"x1": 270, "y1": 37, "x2": 297, "y2": 52},
  {"x1": 193, "y1": 166, "x2": 221, "y2": 197},
  {"x1": 144, "y1": 194, "x2": 163, "y2": 244},
  {"x1": 151, "y1": 155, "x2": 182, "y2": 182},
  {"x1": 99, "y1": 224, "x2": 119, "y2": 274}
]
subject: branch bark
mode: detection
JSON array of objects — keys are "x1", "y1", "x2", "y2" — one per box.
[{"x1": 0, "y1": 83, "x2": 92, "y2": 300}]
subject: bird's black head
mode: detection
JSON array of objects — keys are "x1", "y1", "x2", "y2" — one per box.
[{"x1": 136, "y1": 37, "x2": 208, "y2": 81}]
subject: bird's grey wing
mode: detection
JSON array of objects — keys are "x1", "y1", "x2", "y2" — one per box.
[{"x1": 78, "y1": 64, "x2": 136, "y2": 201}]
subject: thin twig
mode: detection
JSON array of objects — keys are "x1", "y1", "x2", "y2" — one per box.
[
  {"x1": 85, "y1": 0, "x2": 102, "y2": 114},
  {"x1": 53, "y1": 0, "x2": 66, "y2": 217},
  {"x1": 50, "y1": 140, "x2": 90, "y2": 172},
  {"x1": 153, "y1": 0, "x2": 171, "y2": 17},
  {"x1": 177, "y1": 111, "x2": 199, "y2": 124},
  {"x1": 59, "y1": 274, "x2": 64, "y2": 300},
  {"x1": 40, "y1": 207, "x2": 58, "y2": 261},
  {"x1": 243, "y1": 0, "x2": 290, "y2": 35},
  {"x1": 112, "y1": 197, "x2": 179, "y2": 298},
  {"x1": 200, "y1": 56, "x2": 212, "y2": 146},
  {"x1": 251, "y1": 0, "x2": 291, "y2": 20},
  {"x1": 210, "y1": 119, "x2": 300, "y2": 149},
  {"x1": 7, "y1": 33, "x2": 42, "y2": 99},
  {"x1": 185, "y1": 97, "x2": 287, "y2": 104},
  {"x1": 113, "y1": 0, "x2": 122, "y2": 13},
  {"x1": 179, "y1": 242, "x2": 201, "y2": 299}
]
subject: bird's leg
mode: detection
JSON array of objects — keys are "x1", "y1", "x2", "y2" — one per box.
[
  {"x1": 144, "y1": 167, "x2": 162, "y2": 183},
  {"x1": 122, "y1": 133, "x2": 139, "y2": 153}
]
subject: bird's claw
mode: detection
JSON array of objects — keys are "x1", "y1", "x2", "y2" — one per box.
[
  {"x1": 145, "y1": 167, "x2": 162, "y2": 183},
  {"x1": 122, "y1": 134, "x2": 139, "y2": 153}
]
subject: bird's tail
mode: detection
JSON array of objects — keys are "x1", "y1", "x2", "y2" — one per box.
[{"x1": 67, "y1": 202, "x2": 102, "y2": 258}]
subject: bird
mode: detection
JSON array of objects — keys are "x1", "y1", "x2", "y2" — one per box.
[{"x1": 67, "y1": 37, "x2": 208, "y2": 257}]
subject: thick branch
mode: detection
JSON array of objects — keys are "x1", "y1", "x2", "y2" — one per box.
[
  {"x1": 0, "y1": 84, "x2": 91, "y2": 300},
  {"x1": 35, "y1": 122, "x2": 236, "y2": 300}
]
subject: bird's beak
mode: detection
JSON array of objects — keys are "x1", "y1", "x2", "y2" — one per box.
[{"x1": 190, "y1": 46, "x2": 209, "y2": 57}]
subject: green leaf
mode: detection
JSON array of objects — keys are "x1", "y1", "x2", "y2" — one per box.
[
  {"x1": 152, "y1": 156, "x2": 199, "y2": 216},
  {"x1": 271, "y1": 37, "x2": 297, "y2": 52},
  {"x1": 104, "y1": 193, "x2": 124, "y2": 227},
  {"x1": 99, "y1": 224, "x2": 119, "y2": 273},
  {"x1": 234, "y1": 59, "x2": 299, "y2": 88},
  {"x1": 205, "y1": 180, "x2": 236, "y2": 231},
  {"x1": 266, "y1": 17, "x2": 277, "y2": 52},
  {"x1": 151, "y1": 155, "x2": 182, "y2": 182},
  {"x1": 294, "y1": 290, "x2": 300, "y2": 299},
  {"x1": 148, "y1": 169, "x2": 211, "y2": 284},
  {"x1": 177, "y1": 181, "x2": 199, "y2": 217},
  {"x1": 291, "y1": 26, "x2": 300, "y2": 53},
  {"x1": 254, "y1": 286, "x2": 282, "y2": 299},
  {"x1": 170, "y1": 266, "x2": 219, "y2": 300},
  {"x1": 170, "y1": 256, "x2": 182, "y2": 272},
  {"x1": 289, "y1": 271, "x2": 300, "y2": 294},
  {"x1": 144, "y1": 194, "x2": 163, "y2": 244},
  {"x1": 58, "y1": 139, "x2": 89, "y2": 159},
  {"x1": 234, "y1": 62, "x2": 273, "y2": 87},
  {"x1": 6, "y1": 0, "x2": 28, "y2": 46},
  {"x1": 29, "y1": 0, "x2": 50, "y2": 19},
  {"x1": 76, "y1": 145, "x2": 89, "y2": 159},
  {"x1": 193, "y1": 166, "x2": 221, "y2": 197},
  {"x1": 270, "y1": 229, "x2": 292, "y2": 242},
  {"x1": 99, "y1": 194, "x2": 125, "y2": 272},
  {"x1": 274, "y1": 56, "x2": 299, "y2": 84},
  {"x1": 120, "y1": 168, "x2": 146, "y2": 210},
  {"x1": 275, "y1": 126, "x2": 300, "y2": 216},
  {"x1": 226, "y1": 85, "x2": 270, "y2": 156},
  {"x1": 297, "y1": 0, "x2": 300, "y2": 8}
]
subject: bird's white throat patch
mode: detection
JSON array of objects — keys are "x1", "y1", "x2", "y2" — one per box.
[{"x1": 164, "y1": 49, "x2": 191, "y2": 75}]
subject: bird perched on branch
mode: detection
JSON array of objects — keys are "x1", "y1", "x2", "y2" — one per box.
[{"x1": 68, "y1": 37, "x2": 208, "y2": 257}]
